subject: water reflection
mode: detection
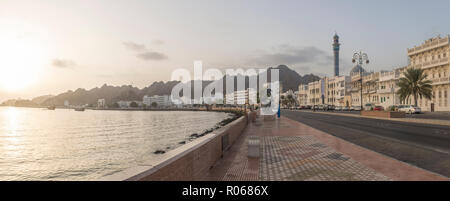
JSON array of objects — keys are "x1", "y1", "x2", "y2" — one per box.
[{"x1": 0, "y1": 107, "x2": 231, "y2": 180}]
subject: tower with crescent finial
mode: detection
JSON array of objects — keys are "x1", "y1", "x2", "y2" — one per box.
[{"x1": 333, "y1": 32, "x2": 340, "y2": 76}]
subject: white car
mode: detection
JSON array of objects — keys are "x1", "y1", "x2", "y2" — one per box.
[{"x1": 398, "y1": 105, "x2": 421, "y2": 114}]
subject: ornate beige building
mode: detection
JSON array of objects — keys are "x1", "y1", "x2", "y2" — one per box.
[
  {"x1": 324, "y1": 75, "x2": 351, "y2": 107},
  {"x1": 349, "y1": 64, "x2": 369, "y2": 108},
  {"x1": 297, "y1": 78, "x2": 326, "y2": 106},
  {"x1": 407, "y1": 35, "x2": 450, "y2": 111},
  {"x1": 377, "y1": 68, "x2": 404, "y2": 109},
  {"x1": 297, "y1": 35, "x2": 450, "y2": 112},
  {"x1": 298, "y1": 84, "x2": 309, "y2": 106}
]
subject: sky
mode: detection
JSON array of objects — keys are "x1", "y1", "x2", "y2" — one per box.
[{"x1": 1, "y1": 0, "x2": 450, "y2": 101}]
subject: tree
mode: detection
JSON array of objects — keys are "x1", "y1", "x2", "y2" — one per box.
[
  {"x1": 256, "y1": 92, "x2": 260, "y2": 104},
  {"x1": 397, "y1": 67, "x2": 432, "y2": 107},
  {"x1": 286, "y1": 94, "x2": 296, "y2": 107},
  {"x1": 151, "y1": 102, "x2": 158, "y2": 108},
  {"x1": 130, "y1": 101, "x2": 138, "y2": 107},
  {"x1": 113, "y1": 102, "x2": 120, "y2": 108}
]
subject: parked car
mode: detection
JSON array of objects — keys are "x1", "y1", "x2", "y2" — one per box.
[
  {"x1": 388, "y1": 105, "x2": 399, "y2": 111},
  {"x1": 305, "y1": 105, "x2": 312, "y2": 109},
  {"x1": 317, "y1": 105, "x2": 324, "y2": 110},
  {"x1": 335, "y1": 106, "x2": 343, "y2": 111},
  {"x1": 373, "y1": 106, "x2": 384, "y2": 111},
  {"x1": 398, "y1": 105, "x2": 421, "y2": 114},
  {"x1": 364, "y1": 103, "x2": 375, "y2": 111},
  {"x1": 352, "y1": 106, "x2": 362, "y2": 111},
  {"x1": 342, "y1": 106, "x2": 350, "y2": 111},
  {"x1": 312, "y1": 105, "x2": 319, "y2": 110},
  {"x1": 327, "y1": 105, "x2": 335, "y2": 111}
]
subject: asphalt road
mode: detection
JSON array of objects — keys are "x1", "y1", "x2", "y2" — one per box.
[
  {"x1": 282, "y1": 110, "x2": 450, "y2": 178},
  {"x1": 298, "y1": 109, "x2": 450, "y2": 121}
]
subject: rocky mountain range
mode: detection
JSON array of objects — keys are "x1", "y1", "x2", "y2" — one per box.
[{"x1": 1, "y1": 65, "x2": 320, "y2": 107}]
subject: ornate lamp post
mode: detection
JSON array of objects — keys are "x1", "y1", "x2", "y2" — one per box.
[{"x1": 352, "y1": 51, "x2": 369, "y2": 110}]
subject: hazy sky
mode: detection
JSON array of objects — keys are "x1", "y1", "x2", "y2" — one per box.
[{"x1": 1, "y1": 0, "x2": 450, "y2": 101}]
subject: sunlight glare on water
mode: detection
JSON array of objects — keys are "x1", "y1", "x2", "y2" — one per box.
[{"x1": 0, "y1": 107, "x2": 232, "y2": 180}]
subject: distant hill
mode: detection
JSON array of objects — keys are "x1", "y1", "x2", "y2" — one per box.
[
  {"x1": 36, "y1": 65, "x2": 320, "y2": 107},
  {"x1": 269, "y1": 65, "x2": 320, "y2": 92},
  {"x1": 0, "y1": 99, "x2": 40, "y2": 107},
  {"x1": 41, "y1": 84, "x2": 142, "y2": 106},
  {"x1": 31, "y1": 95, "x2": 54, "y2": 105}
]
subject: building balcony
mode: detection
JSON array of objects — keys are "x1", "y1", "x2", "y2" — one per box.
[
  {"x1": 408, "y1": 37, "x2": 449, "y2": 56},
  {"x1": 377, "y1": 87, "x2": 399, "y2": 94},
  {"x1": 421, "y1": 58, "x2": 449, "y2": 69},
  {"x1": 430, "y1": 77, "x2": 450, "y2": 85}
]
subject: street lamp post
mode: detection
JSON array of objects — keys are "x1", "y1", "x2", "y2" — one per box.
[{"x1": 352, "y1": 51, "x2": 369, "y2": 111}]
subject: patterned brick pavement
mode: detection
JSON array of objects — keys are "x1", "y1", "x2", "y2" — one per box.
[
  {"x1": 260, "y1": 136, "x2": 390, "y2": 181},
  {"x1": 205, "y1": 114, "x2": 447, "y2": 181}
]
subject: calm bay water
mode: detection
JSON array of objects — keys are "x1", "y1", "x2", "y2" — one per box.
[{"x1": 0, "y1": 107, "x2": 232, "y2": 180}]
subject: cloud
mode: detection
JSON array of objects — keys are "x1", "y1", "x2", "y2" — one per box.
[
  {"x1": 52, "y1": 59, "x2": 76, "y2": 68},
  {"x1": 151, "y1": 39, "x2": 164, "y2": 45},
  {"x1": 123, "y1": 42, "x2": 147, "y2": 52},
  {"x1": 123, "y1": 41, "x2": 168, "y2": 61},
  {"x1": 296, "y1": 66, "x2": 311, "y2": 73},
  {"x1": 248, "y1": 44, "x2": 351, "y2": 76},
  {"x1": 250, "y1": 45, "x2": 333, "y2": 66},
  {"x1": 136, "y1": 51, "x2": 168, "y2": 60}
]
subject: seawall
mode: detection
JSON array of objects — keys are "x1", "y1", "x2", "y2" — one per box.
[{"x1": 101, "y1": 110, "x2": 256, "y2": 181}]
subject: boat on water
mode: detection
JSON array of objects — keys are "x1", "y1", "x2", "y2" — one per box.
[
  {"x1": 74, "y1": 107, "x2": 85, "y2": 111},
  {"x1": 47, "y1": 106, "x2": 56, "y2": 110}
]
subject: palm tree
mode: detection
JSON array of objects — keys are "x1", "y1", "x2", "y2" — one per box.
[
  {"x1": 286, "y1": 94, "x2": 296, "y2": 107},
  {"x1": 397, "y1": 67, "x2": 432, "y2": 107}
]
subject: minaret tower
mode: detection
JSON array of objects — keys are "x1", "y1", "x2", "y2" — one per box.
[{"x1": 333, "y1": 32, "x2": 340, "y2": 76}]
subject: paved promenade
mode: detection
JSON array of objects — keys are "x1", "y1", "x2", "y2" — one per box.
[{"x1": 204, "y1": 115, "x2": 448, "y2": 181}]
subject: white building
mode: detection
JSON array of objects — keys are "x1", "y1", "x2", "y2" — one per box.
[
  {"x1": 225, "y1": 89, "x2": 257, "y2": 105},
  {"x1": 117, "y1": 100, "x2": 143, "y2": 108},
  {"x1": 143, "y1": 95, "x2": 172, "y2": 107},
  {"x1": 408, "y1": 35, "x2": 450, "y2": 111},
  {"x1": 64, "y1": 100, "x2": 70, "y2": 107},
  {"x1": 203, "y1": 92, "x2": 224, "y2": 105},
  {"x1": 298, "y1": 84, "x2": 309, "y2": 106},
  {"x1": 97, "y1": 99, "x2": 106, "y2": 108},
  {"x1": 235, "y1": 90, "x2": 247, "y2": 105},
  {"x1": 377, "y1": 69, "x2": 403, "y2": 109},
  {"x1": 325, "y1": 75, "x2": 351, "y2": 107},
  {"x1": 117, "y1": 100, "x2": 131, "y2": 108},
  {"x1": 308, "y1": 78, "x2": 326, "y2": 106},
  {"x1": 225, "y1": 92, "x2": 235, "y2": 105}
]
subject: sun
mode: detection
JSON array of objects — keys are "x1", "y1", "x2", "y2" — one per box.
[{"x1": 0, "y1": 21, "x2": 46, "y2": 91}]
